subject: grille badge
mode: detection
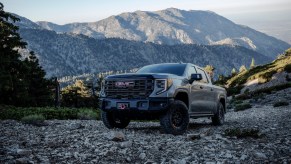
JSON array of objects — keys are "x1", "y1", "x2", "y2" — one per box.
[{"x1": 115, "y1": 81, "x2": 135, "y2": 88}]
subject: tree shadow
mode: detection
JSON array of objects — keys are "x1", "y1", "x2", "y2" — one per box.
[
  {"x1": 126, "y1": 120, "x2": 214, "y2": 134},
  {"x1": 188, "y1": 122, "x2": 213, "y2": 130}
]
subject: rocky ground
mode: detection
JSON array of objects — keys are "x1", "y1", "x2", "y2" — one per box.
[{"x1": 1, "y1": 89, "x2": 291, "y2": 164}]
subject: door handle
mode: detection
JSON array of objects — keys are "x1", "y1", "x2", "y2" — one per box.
[{"x1": 200, "y1": 86, "x2": 203, "y2": 89}]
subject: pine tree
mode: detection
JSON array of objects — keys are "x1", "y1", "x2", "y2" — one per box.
[
  {"x1": 24, "y1": 52, "x2": 54, "y2": 106},
  {"x1": 0, "y1": 3, "x2": 53, "y2": 106},
  {"x1": 61, "y1": 80, "x2": 97, "y2": 107},
  {"x1": 231, "y1": 68, "x2": 237, "y2": 76},
  {"x1": 239, "y1": 65, "x2": 247, "y2": 73},
  {"x1": 0, "y1": 3, "x2": 25, "y2": 104},
  {"x1": 250, "y1": 58, "x2": 255, "y2": 69},
  {"x1": 214, "y1": 74, "x2": 228, "y2": 86},
  {"x1": 218, "y1": 74, "x2": 225, "y2": 81},
  {"x1": 204, "y1": 65, "x2": 215, "y2": 81}
]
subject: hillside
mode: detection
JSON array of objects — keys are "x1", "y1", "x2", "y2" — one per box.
[
  {"x1": 11, "y1": 12, "x2": 275, "y2": 78},
  {"x1": 35, "y1": 8, "x2": 290, "y2": 59},
  {"x1": 226, "y1": 48, "x2": 291, "y2": 94},
  {"x1": 18, "y1": 27, "x2": 269, "y2": 78}
]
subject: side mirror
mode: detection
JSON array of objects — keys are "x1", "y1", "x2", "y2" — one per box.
[{"x1": 189, "y1": 73, "x2": 202, "y2": 83}]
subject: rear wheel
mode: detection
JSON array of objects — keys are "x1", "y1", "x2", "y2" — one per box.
[
  {"x1": 212, "y1": 102, "x2": 225, "y2": 125},
  {"x1": 101, "y1": 111, "x2": 130, "y2": 129},
  {"x1": 160, "y1": 100, "x2": 189, "y2": 135}
]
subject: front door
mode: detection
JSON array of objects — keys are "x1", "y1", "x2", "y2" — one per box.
[{"x1": 190, "y1": 68, "x2": 214, "y2": 114}]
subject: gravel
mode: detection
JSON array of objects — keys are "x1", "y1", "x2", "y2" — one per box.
[{"x1": 1, "y1": 94, "x2": 291, "y2": 163}]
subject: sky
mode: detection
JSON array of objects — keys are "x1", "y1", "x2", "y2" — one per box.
[{"x1": 2, "y1": 0, "x2": 291, "y2": 43}]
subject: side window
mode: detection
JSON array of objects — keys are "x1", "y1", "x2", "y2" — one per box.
[
  {"x1": 187, "y1": 66, "x2": 197, "y2": 78},
  {"x1": 196, "y1": 68, "x2": 209, "y2": 84}
]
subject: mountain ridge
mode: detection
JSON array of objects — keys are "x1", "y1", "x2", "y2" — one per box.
[
  {"x1": 34, "y1": 8, "x2": 290, "y2": 58},
  {"x1": 19, "y1": 27, "x2": 270, "y2": 78},
  {"x1": 10, "y1": 10, "x2": 285, "y2": 78}
]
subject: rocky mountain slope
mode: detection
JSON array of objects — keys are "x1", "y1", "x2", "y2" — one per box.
[
  {"x1": 36, "y1": 8, "x2": 290, "y2": 58},
  {"x1": 226, "y1": 48, "x2": 291, "y2": 93},
  {"x1": 19, "y1": 28, "x2": 269, "y2": 77},
  {"x1": 1, "y1": 87, "x2": 290, "y2": 163}
]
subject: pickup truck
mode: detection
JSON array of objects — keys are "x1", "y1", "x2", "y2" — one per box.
[{"x1": 99, "y1": 63, "x2": 227, "y2": 135}]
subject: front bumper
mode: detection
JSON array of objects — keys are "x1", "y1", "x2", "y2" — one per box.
[{"x1": 99, "y1": 97, "x2": 174, "y2": 112}]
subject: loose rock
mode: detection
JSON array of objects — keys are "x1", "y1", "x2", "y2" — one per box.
[
  {"x1": 0, "y1": 89, "x2": 291, "y2": 163},
  {"x1": 106, "y1": 131, "x2": 125, "y2": 142}
]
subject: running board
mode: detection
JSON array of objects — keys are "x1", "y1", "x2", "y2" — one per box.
[{"x1": 189, "y1": 113, "x2": 214, "y2": 118}]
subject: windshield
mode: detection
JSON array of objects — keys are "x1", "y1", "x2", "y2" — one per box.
[{"x1": 136, "y1": 63, "x2": 186, "y2": 76}]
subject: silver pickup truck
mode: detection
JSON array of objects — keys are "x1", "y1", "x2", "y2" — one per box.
[{"x1": 99, "y1": 63, "x2": 227, "y2": 135}]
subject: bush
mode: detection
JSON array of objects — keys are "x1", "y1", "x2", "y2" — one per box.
[
  {"x1": 259, "y1": 70, "x2": 277, "y2": 82},
  {"x1": 284, "y1": 64, "x2": 291, "y2": 73},
  {"x1": 233, "y1": 100, "x2": 243, "y2": 105},
  {"x1": 228, "y1": 99, "x2": 244, "y2": 110},
  {"x1": 244, "y1": 88, "x2": 250, "y2": 94},
  {"x1": 21, "y1": 114, "x2": 45, "y2": 126},
  {"x1": 235, "y1": 94, "x2": 251, "y2": 100},
  {"x1": 227, "y1": 86, "x2": 243, "y2": 96},
  {"x1": 234, "y1": 103, "x2": 252, "y2": 112},
  {"x1": 273, "y1": 101, "x2": 289, "y2": 107},
  {"x1": 77, "y1": 109, "x2": 99, "y2": 120},
  {"x1": 0, "y1": 106, "x2": 100, "y2": 120},
  {"x1": 225, "y1": 128, "x2": 261, "y2": 138}
]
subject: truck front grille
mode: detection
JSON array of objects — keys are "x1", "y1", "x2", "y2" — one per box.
[{"x1": 104, "y1": 79, "x2": 154, "y2": 99}]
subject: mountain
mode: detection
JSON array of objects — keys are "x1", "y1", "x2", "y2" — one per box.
[
  {"x1": 18, "y1": 27, "x2": 269, "y2": 77},
  {"x1": 11, "y1": 14, "x2": 41, "y2": 30},
  {"x1": 35, "y1": 8, "x2": 290, "y2": 59},
  {"x1": 9, "y1": 12, "x2": 275, "y2": 78}
]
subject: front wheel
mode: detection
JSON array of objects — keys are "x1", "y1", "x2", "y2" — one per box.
[
  {"x1": 160, "y1": 100, "x2": 189, "y2": 135},
  {"x1": 212, "y1": 102, "x2": 225, "y2": 125},
  {"x1": 101, "y1": 111, "x2": 130, "y2": 129}
]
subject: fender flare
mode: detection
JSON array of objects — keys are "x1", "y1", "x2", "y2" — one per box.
[{"x1": 216, "y1": 94, "x2": 226, "y2": 113}]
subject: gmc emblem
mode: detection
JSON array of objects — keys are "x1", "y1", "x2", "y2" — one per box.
[{"x1": 115, "y1": 81, "x2": 135, "y2": 88}]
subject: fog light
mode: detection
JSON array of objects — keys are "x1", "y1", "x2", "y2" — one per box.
[{"x1": 139, "y1": 102, "x2": 147, "y2": 108}]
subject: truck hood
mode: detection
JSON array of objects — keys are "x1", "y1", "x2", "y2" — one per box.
[{"x1": 106, "y1": 73, "x2": 180, "y2": 79}]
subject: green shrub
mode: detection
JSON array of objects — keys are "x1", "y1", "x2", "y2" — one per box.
[
  {"x1": 244, "y1": 88, "x2": 250, "y2": 94},
  {"x1": 234, "y1": 103, "x2": 252, "y2": 112},
  {"x1": 273, "y1": 101, "x2": 289, "y2": 107},
  {"x1": 228, "y1": 99, "x2": 244, "y2": 110},
  {"x1": 284, "y1": 64, "x2": 291, "y2": 73},
  {"x1": 253, "y1": 93, "x2": 265, "y2": 101},
  {"x1": 21, "y1": 114, "x2": 45, "y2": 126},
  {"x1": 227, "y1": 86, "x2": 243, "y2": 96},
  {"x1": 225, "y1": 128, "x2": 261, "y2": 138},
  {"x1": 234, "y1": 100, "x2": 243, "y2": 105},
  {"x1": 0, "y1": 106, "x2": 100, "y2": 120},
  {"x1": 77, "y1": 109, "x2": 98, "y2": 120},
  {"x1": 235, "y1": 94, "x2": 251, "y2": 100},
  {"x1": 259, "y1": 70, "x2": 277, "y2": 82}
]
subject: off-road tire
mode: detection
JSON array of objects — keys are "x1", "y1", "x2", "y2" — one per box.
[
  {"x1": 160, "y1": 100, "x2": 189, "y2": 135},
  {"x1": 101, "y1": 111, "x2": 130, "y2": 129},
  {"x1": 212, "y1": 102, "x2": 225, "y2": 125}
]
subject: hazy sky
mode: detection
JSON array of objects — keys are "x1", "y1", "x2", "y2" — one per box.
[
  {"x1": 2, "y1": 0, "x2": 290, "y2": 24},
  {"x1": 2, "y1": 0, "x2": 291, "y2": 43}
]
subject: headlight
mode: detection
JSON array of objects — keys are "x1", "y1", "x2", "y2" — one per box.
[
  {"x1": 99, "y1": 80, "x2": 105, "y2": 97},
  {"x1": 156, "y1": 79, "x2": 173, "y2": 94}
]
